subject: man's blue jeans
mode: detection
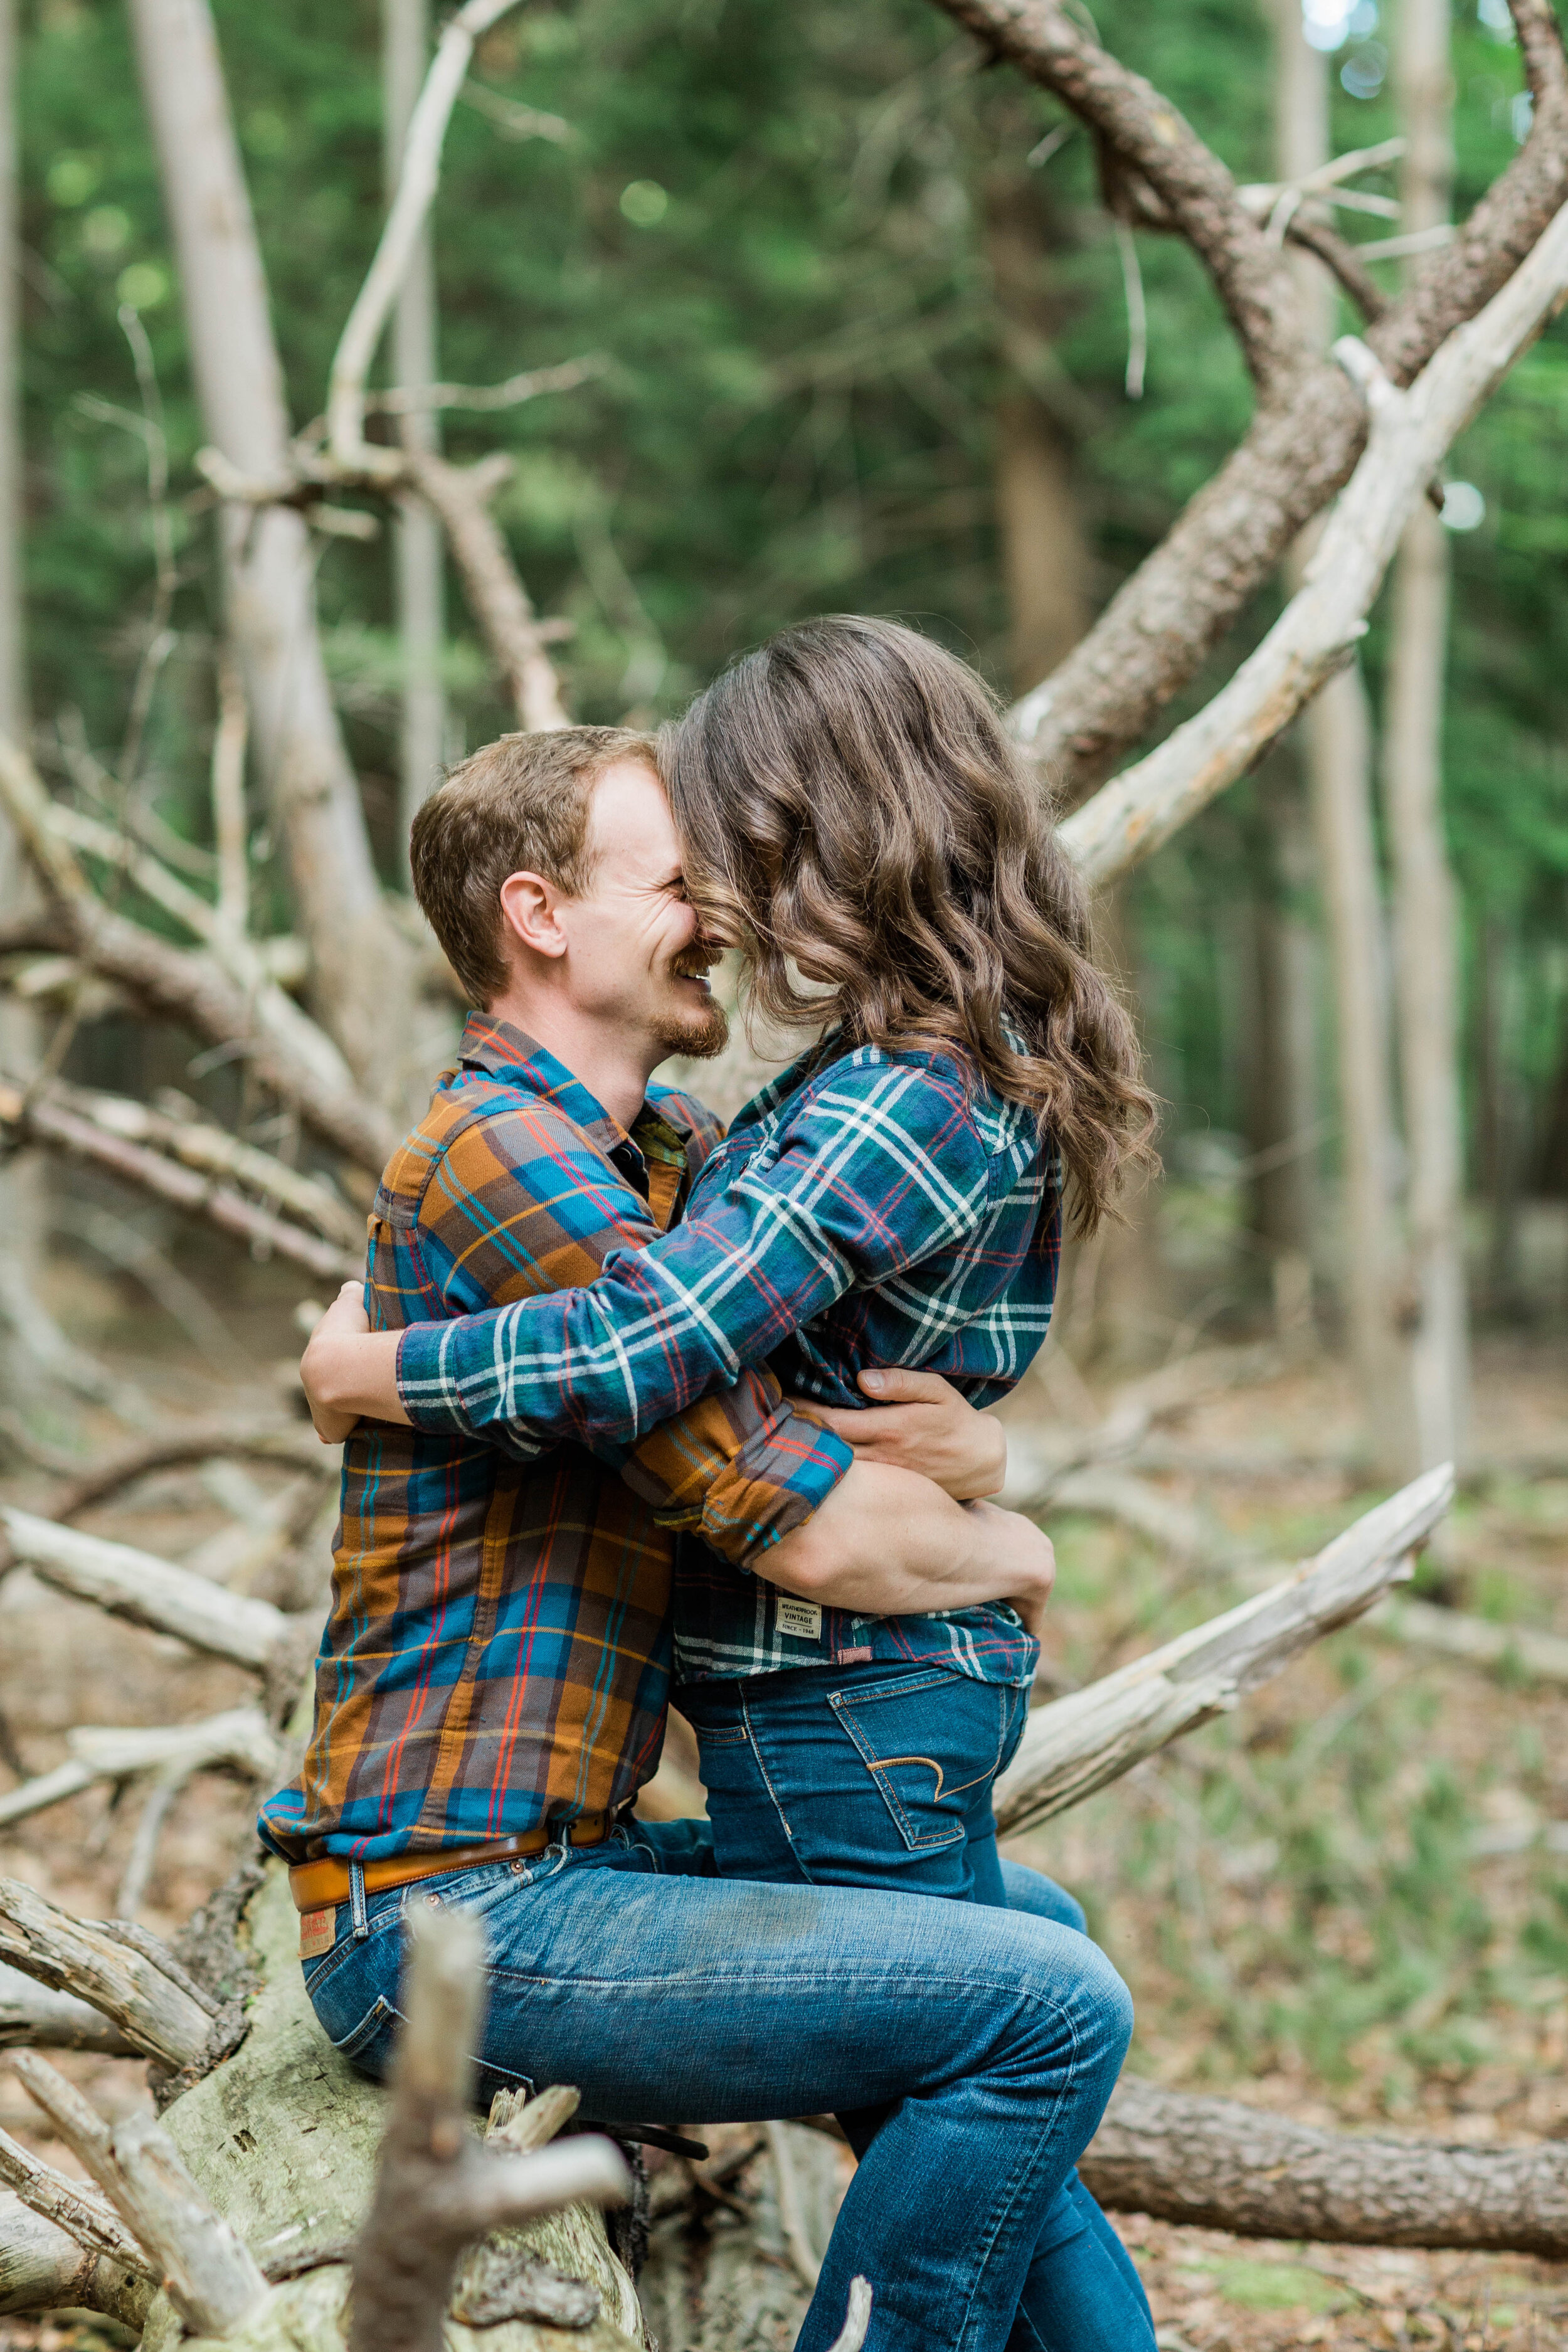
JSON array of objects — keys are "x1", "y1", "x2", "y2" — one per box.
[
  {"x1": 304, "y1": 1816, "x2": 1136, "y2": 2352},
  {"x1": 682, "y1": 1663, "x2": 1156, "y2": 2352}
]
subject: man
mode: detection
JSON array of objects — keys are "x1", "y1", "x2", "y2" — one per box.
[{"x1": 269, "y1": 726, "x2": 1133, "y2": 2352}]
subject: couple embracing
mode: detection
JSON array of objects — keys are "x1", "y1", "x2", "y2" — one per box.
[{"x1": 272, "y1": 615, "x2": 1158, "y2": 2351}]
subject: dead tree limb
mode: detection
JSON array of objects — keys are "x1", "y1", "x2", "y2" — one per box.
[
  {"x1": 1060, "y1": 194, "x2": 1568, "y2": 881},
  {"x1": 1083, "y1": 2075, "x2": 1568, "y2": 2257},
  {"x1": 403, "y1": 447, "x2": 569, "y2": 729},
  {"x1": 347, "y1": 1904, "x2": 631, "y2": 2352},
  {"x1": 0, "y1": 1964, "x2": 138, "y2": 2056},
  {"x1": 0, "y1": 1507, "x2": 299, "y2": 1675},
  {"x1": 0, "y1": 1709, "x2": 285, "y2": 1833},
  {"x1": 827, "y1": 2278, "x2": 874, "y2": 2352},
  {"x1": 0, "y1": 737, "x2": 395, "y2": 1170},
  {"x1": 994, "y1": 1465, "x2": 1453, "y2": 1833},
  {"x1": 0, "y1": 1078, "x2": 363, "y2": 1283},
  {"x1": 0, "y1": 2122, "x2": 156, "y2": 2277},
  {"x1": 0, "y1": 1906, "x2": 213, "y2": 2072},
  {"x1": 46, "y1": 1416, "x2": 331, "y2": 1521},
  {"x1": 11, "y1": 2052, "x2": 270, "y2": 2335},
  {"x1": 931, "y1": 0, "x2": 1568, "y2": 793},
  {"x1": 0, "y1": 2190, "x2": 152, "y2": 2328},
  {"x1": 327, "y1": 0, "x2": 526, "y2": 478}
]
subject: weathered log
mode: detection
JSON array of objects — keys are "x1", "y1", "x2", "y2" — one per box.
[
  {"x1": 994, "y1": 1465, "x2": 1453, "y2": 1833},
  {"x1": 0, "y1": 1887, "x2": 215, "y2": 2070},
  {"x1": 1083, "y1": 2075, "x2": 1568, "y2": 2257},
  {"x1": 0, "y1": 2188, "x2": 152, "y2": 2326}
]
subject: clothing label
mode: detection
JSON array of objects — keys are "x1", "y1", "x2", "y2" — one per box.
[
  {"x1": 834, "y1": 1645, "x2": 874, "y2": 1665},
  {"x1": 776, "y1": 1596, "x2": 823, "y2": 1641},
  {"x1": 299, "y1": 1906, "x2": 336, "y2": 1961}
]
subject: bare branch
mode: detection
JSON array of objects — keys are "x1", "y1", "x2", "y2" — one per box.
[
  {"x1": 45, "y1": 1416, "x2": 332, "y2": 1522},
  {"x1": 0, "y1": 2124, "x2": 156, "y2": 2277},
  {"x1": 1061, "y1": 198, "x2": 1568, "y2": 882},
  {"x1": 0, "y1": 2188, "x2": 153, "y2": 2327},
  {"x1": 765, "y1": 2122, "x2": 822, "y2": 2289},
  {"x1": 1084, "y1": 2075, "x2": 1568, "y2": 2257},
  {"x1": 371, "y1": 352, "x2": 607, "y2": 415},
  {"x1": 0, "y1": 738, "x2": 395, "y2": 1170},
  {"x1": 0, "y1": 1708, "x2": 285, "y2": 1833},
  {"x1": 328, "y1": 0, "x2": 527, "y2": 475},
  {"x1": 827, "y1": 2277, "x2": 874, "y2": 2352},
  {"x1": 997, "y1": 0, "x2": 1568, "y2": 792},
  {"x1": 0, "y1": 1966, "x2": 138, "y2": 2057},
  {"x1": 105, "y1": 2110, "x2": 271, "y2": 2334},
  {"x1": 931, "y1": 0, "x2": 1306, "y2": 392},
  {"x1": 0, "y1": 1507, "x2": 294, "y2": 1672},
  {"x1": 0, "y1": 1902, "x2": 213, "y2": 2072},
  {"x1": 0, "y1": 1076, "x2": 363, "y2": 1283},
  {"x1": 401, "y1": 448, "x2": 569, "y2": 730},
  {"x1": 993, "y1": 1465, "x2": 1454, "y2": 1835},
  {"x1": 1283, "y1": 214, "x2": 1389, "y2": 320}
]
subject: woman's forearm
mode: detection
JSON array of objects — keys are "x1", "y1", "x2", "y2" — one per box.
[{"x1": 763, "y1": 1463, "x2": 1054, "y2": 1631}]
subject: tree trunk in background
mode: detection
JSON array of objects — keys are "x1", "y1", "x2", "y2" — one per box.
[
  {"x1": 1275, "y1": 0, "x2": 1410, "y2": 1463},
  {"x1": 0, "y1": 0, "x2": 42, "y2": 1308},
  {"x1": 1384, "y1": 0, "x2": 1468, "y2": 1467},
  {"x1": 1246, "y1": 761, "x2": 1319, "y2": 1303},
  {"x1": 1310, "y1": 660, "x2": 1416, "y2": 1470},
  {"x1": 384, "y1": 0, "x2": 447, "y2": 878},
  {"x1": 987, "y1": 167, "x2": 1090, "y2": 703},
  {"x1": 125, "y1": 0, "x2": 415, "y2": 1098},
  {"x1": 995, "y1": 393, "x2": 1089, "y2": 700}
]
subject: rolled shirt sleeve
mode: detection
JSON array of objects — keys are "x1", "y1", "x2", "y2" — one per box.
[{"x1": 396, "y1": 1055, "x2": 992, "y2": 1452}]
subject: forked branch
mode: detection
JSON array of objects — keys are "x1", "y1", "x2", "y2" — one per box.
[
  {"x1": 1061, "y1": 195, "x2": 1568, "y2": 883},
  {"x1": 0, "y1": 1900, "x2": 214, "y2": 2072},
  {"x1": 348, "y1": 1905, "x2": 631, "y2": 2352}
]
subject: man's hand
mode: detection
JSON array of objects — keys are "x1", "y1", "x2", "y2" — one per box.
[
  {"x1": 804, "y1": 1368, "x2": 1007, "y2": 1501},
  {"x1": 765, "y1": 1463, "x2": 1055, "y2": 1631},
  {"x1": 299, "y1": 1280, "x2": 404, "y2": 1444}
]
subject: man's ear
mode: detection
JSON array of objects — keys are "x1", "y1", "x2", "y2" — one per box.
[{"x1": 499, "y1": 869, "x2": 571, "y2": 962}]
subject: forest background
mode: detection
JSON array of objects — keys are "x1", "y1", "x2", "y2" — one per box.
[{"x1": 1, "y1": 0, "x2": 1568, "y2": 2345}]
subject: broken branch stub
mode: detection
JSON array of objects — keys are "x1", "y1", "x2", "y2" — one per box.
[
  {"x1": 0, "y1": 1891, "x2": 214, "y2": 2071},
  {"x1": 349, "y1": 1904, "x2": 630, "y2": 2352},
  {"x1": 994, "y1": 1465, "x2": 1454, "y2": 1834}
]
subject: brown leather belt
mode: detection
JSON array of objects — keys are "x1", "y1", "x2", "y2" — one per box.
[{"x1": 287, "y1": 1812, "x2": 617, "y2": 1914}]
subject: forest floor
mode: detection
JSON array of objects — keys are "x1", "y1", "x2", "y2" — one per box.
[{"x1": 0, "y1": 1238, "x2": 1565, "y2": 2348}]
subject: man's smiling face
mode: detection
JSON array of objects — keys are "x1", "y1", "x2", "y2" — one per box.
[{"x1": 559, "y1": 756, "x2": 729, "y2": 1062}]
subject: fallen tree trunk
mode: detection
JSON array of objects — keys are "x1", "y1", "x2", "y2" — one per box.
[{"x1": 1083, "y1": 2075, "x2": 1568, "y2": 2257}]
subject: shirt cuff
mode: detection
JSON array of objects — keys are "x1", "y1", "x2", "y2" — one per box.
[
  {"x1": 396, "y1": 1317, "x2": 507, "y2": 1440},
  {"x1": 692, "y1": 1406, "x2": 854, "y2": 1567}
]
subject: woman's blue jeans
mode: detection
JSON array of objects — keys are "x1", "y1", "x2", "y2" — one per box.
[
  {"x1": 304, "y1": 1813, "x2": 1138, "y2": 2352},
  {"x1": 682, "y1": 1662, "x2": 1157, "y2": 2352}
]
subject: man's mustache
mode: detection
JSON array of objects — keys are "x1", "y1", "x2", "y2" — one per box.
[{"x1": 671, "y1": 942, "x2": 724, "y2": 979}]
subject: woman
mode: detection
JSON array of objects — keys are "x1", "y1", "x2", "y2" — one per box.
[{"x1": 306, "y1": 615, "x2": 1158, "y2": 2349}]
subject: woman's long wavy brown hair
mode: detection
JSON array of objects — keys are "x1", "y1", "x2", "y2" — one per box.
[{"x1": 662, "y1": 615, "x2": 1157, "y2": 1232}]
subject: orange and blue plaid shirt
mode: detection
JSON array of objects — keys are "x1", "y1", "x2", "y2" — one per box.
[
  {"x1": 257, "y1": 1016, "x2": 850, "y2": 1863},
  {"x1": 396, "y1": 1035, "x2": 1061, "y2": 1688}
]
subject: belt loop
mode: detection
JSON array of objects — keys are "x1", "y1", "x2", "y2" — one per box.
[{"x1": 349, "y1": 1860, "x2": 369, "y2": 1941}]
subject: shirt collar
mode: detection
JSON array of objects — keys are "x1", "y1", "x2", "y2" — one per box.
[{"x1": 457, "y1": 1012, "x2": 695, "y2": 1167}]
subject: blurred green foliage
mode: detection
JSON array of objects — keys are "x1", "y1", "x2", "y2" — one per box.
[{"x1": 14, "y1": 0, "x2": 1568, "y2": 1242}]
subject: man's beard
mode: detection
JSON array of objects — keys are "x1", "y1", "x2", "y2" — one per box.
[{"x1": 652, "y1": 996, "x2": 730, "y2": 1061}]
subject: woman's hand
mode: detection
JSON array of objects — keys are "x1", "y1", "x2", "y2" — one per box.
[
  {"x1": 802, "y1": 1368, "x2": 1007, "y2": 1502},
  {"x1": 300, "y1": 1280, "x2": 408, "y2": 1443}
]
